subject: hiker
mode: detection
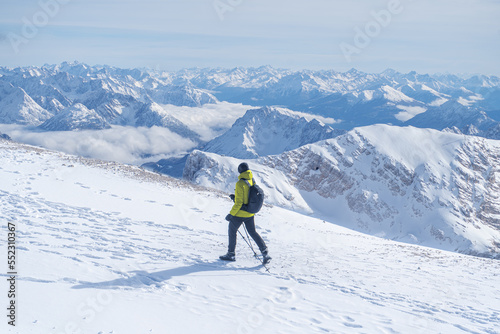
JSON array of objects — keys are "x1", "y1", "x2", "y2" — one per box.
[{"x1": 219, "y1": 162, "x2": 271, "y2": 263}]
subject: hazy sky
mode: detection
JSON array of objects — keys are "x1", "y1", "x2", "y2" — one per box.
[{"x1": 0, "y1": 0, "x2": 499, "y2": 75}]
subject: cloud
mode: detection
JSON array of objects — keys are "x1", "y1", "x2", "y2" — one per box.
[
  {"x1": 0, "y1": 125, "x2": 197, "y2": 165},
  {"x1": 0, "y1": 102, "x2": 254, "y2": 166},
  {"x1": 159, "y1": 102, "x2": 252, "y2": 142},
  {"x1": 285, "y1": 109, "x2": 340, "y2": 125}
]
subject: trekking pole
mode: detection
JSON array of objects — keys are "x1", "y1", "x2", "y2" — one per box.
[
  {"x1": 241, "y1": 225, "x2": 270, "y2": 273},
  {"x1": 231, "y1": 222, "x2": 270, "y2": 272},
  {"x1": 236, "y1": 229, "x2": 258, "y2": 257}
]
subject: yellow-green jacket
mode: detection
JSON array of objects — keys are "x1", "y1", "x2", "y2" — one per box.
[{"x1": 230, "y1": 170, "x2": 255, "y2": 218}]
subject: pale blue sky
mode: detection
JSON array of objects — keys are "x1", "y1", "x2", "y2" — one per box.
[{"x1": 0, "y1": 0, "x2": 499, "y2": 75}]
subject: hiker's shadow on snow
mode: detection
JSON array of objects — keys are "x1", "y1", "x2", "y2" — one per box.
[{"x1": 72, "y1": 261, "x2": 262, "y2": 290}]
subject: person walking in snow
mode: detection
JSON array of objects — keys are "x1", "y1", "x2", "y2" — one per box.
[{"x1": 220, "y1": 162, "x2": 271, "y2": 263}]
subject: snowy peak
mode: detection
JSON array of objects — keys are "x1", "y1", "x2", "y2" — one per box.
[
  {"x1": 380, "y1": 85, "x2": 415, "y2": 103},
  {"x1": 0, "y1": 131, "x2": 11, "y2": 140},
  {"x1": 0, "y1": 81, "x2": 52, "y2": 126},
  {"x1": 134, "y1": 102, "x2": 201, "y2": 140},
  {"x1": 400, "y1": 83, "x2": 449, "y2": 106},
  {"x1": 38, "y1": 103, "x2": 110, "y2": 131},
  {"x1": 407, "y1": 100, "x2": 499, "y2": 139},
  {"x1": 0, "y1": 63, "x2": 220, "y2": 131},
  {"x1": 202, "y1": 106, "x2": 345, "y2": 158},
  {"x1": 1, "y1": 63, "x2": 499, "y2": 137},
  {"x1": 150, "y1": 84, "x2": 218, "y2": 107}
]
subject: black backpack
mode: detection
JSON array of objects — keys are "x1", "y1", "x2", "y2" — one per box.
[{"x1": 241, "y1": 178, "x2": 264, "y2": 214}]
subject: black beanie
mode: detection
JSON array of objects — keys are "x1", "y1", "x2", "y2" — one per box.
[{"x1": 238, "y1": 162, "x2": 249, "y2": 174}]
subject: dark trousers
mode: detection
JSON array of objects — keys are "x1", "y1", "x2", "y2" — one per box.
[{"x1": 228, "y1": 216, "x2": 267, "y2": 253}]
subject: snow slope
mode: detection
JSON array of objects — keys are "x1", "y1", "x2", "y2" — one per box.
[
  {"x1": 184, "y1": 125, "x2": 500, "y2": 258},
  {"x1": 1, "y1": 139, "x2": 499, "y2": 334}
]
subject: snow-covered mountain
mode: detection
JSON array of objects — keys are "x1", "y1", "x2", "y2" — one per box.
[
  {"x1": 38, "y1": 103, "x2": 110, "y2": 131},
  {"x1": 142, "y1": 106, "x2": 344, "y2": 177},
  {"x1": 134, "y1": 102, "x2": 201, "y2": 140},
  {"x1": 407, "y1": 100, "x2": 500, "y2": 140},
  {"x1": 184, "y1": 125, "x2": 500, "y2": 259},
  {"x1": 183, "y1": 67, "x2": 500, "y2": 133},
  {"x1": 0, "y1": 62, "x2": 218, "y2": 132},
  {"x1": 1, "y1": 137, "x2": 499, "y2": 334},
  {"x1": 202, "y1": 106, "x2": 345, "y2": 158},
  {"x1": 0, "y1": 131, "x2": 10, "y2": 140},
  {"x1": 150, "y1": 83, "x2": 218, "y2": 107},
  {"x1": 1, "y1": 62, "x2": 499, "y2": 138},
  {"x1": 0, "y1": 81, "x2": 52, "y2": 126}
]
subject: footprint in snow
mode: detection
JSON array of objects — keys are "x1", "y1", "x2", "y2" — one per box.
[{"x1": 343, "y1": 322, "x2": 363, "y2": 328}]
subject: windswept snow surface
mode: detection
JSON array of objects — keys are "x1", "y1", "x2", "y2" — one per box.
[{"x1": 1, "y1": 139, "x2": 499, "y2": 334}]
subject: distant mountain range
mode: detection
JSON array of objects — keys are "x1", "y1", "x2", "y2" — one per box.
[
  {"x1": 1, "y1": 62, "x2": 499, "y2": 139},
  {"x1": 181, "y1": 66, "x2": 500, "y2": 136},
  {"x1": 0, "y1": 62, "x2": 217, "y2": 142}
]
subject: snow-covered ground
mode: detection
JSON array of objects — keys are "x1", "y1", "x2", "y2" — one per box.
[{"x1": 1, "y1": 139, "x2": 499, "y2": 334}]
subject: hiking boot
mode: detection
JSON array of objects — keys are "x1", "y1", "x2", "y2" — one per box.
[
  {"x1": 219, "y1": 252, "x2": 236, "y2": 261},
  {"x1": 261, "y1": 249, "x2": 271, "y2": 264}
]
